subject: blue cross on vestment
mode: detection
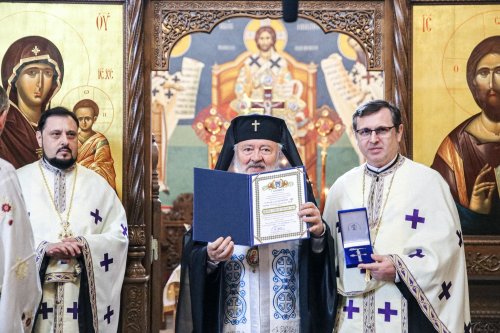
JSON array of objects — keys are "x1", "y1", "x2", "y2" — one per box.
[
  {"x1": 405, "y1": 209, "x2": 425, "y2": 229},
  {"x1": 276, "y1": 256, "x2": 294, "y2": 276},
  {"x1": 457, "y1": 230, "x2": 463, "y2": 247},
  {"x1": 225, "y1": 261, "x2": 242, "y2": 283},
  {"x1": 277, "y1": 291, "x2": 295, "y2": 313},
  {"x1": 438, "y1": 281, "x2": 452, "y2": 300},
  {"x1": 39, "y1": 302, "x2": 53, "y2": 319},
  {"x1": 67, "y1": 302, "x2": 78, "y2": 319},
  {"x1": 165, "y1": 89, "x2": 174, "y2": 99},
  {"x1": 343, "y1": 299, "x2": 360, "y2": 319},
  {"x1": 104, "y1": 305, "x2": 114, "y2": 324},
  {"x1": 270, "y1": 57, "x2": 282, "y2": 69},
  {"x1": 408, "y1": 248, "x2": 425, "y2": 258},
  {"x1": 121, "y1": 224, "x2": 128, "y2": 236},
  {"x1": 378, "y1": 302, "x2": 397, "y2": 322},
  {"x1": 249, "y1": 55, "x2": 261, "y2": 67},
  {"x1": 227, "y1": 297, "x2": 243, "y2": 318},
  {"x1": 91, "y1": 209, "x2": 103, "y2": 225},
  {"x1": 100, "y1": 253, "x2": 114, "y2": 272}
]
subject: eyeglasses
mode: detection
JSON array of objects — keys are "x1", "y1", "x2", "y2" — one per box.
[{"x1": 355, "y1": 126, "x2": 396, "y2": 138}]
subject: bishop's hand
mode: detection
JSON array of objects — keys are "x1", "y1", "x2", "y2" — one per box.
[
  {"x1": 207, "y1": 236, "x2": 234, "y2": 262},
  {"x1": 298, "y1": 202, "x2": 325, "y2": 237}
]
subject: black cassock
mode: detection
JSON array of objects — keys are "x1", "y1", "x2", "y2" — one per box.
[{"x1": 175, "y1": 115, "x2": 338, "y2": 332}]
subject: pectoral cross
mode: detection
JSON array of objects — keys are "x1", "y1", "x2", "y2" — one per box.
[
  {"x1": 58, "y1": 221, "x2": 74, "y2": 239},
  {"x1": 250, "y1": 87, "x2": 285, "y2": 116},
  {"x1": 350, "y1": 248, "x2": 366, "y2": 262}
]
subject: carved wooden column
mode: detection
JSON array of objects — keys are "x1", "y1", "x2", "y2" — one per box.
[
  {"x1": 162, "y1": 193, "x2": 193, "y2": 283},
  {"x1": 151, "y1": 135, "x2": 163, "y2": 332},
  {"x1": 121, "y1": 0, "x2": 149, "y2": 332},
  {"x1": 390, "y1": 0, "x2": 410, "y2": 157},
  {"x1": 122, "y1": 225, "x2": 149, "y2": 332}
]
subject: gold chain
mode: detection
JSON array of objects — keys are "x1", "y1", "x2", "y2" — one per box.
[
  {"x1": 362, "y1": 168, "x2": 397, "y2": 248},
  {"x1": 38, "y1": 161, "x2": 78, "y2": 239}
]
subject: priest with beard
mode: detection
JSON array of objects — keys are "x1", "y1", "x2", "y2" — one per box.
[
  {"x1": 432, "y1": 36, "x2": 500, "y2": 234},
  {"x1": 176, "y1": 114, "x2": 337, "y2": 332},
  {"x1": 16, "y1": 107, "x2": 128, "y2": 332}
]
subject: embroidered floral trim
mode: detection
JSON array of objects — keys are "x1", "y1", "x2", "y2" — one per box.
[
  {"x1": 77, "y1": 236, "x2": 99, "y2": 331},
  {"x1": 1, "y1": 203, "x2": 11, "y2": 212},
  {"x1": 14, "y1": 257, "x2": 29, "y2": 280},
  {"x1": 45, "y1": 272, "x2": 79, "y2": 283}
]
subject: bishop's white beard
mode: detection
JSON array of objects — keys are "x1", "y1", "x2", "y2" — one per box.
[{"x1": 232, "y1": 151, "x2": 282, "y2": 174}]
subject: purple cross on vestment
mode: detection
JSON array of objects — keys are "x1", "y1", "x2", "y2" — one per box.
[
  {"x1": 152, "y1": 87, "x2": 159, "y2": 96},
  {"x1": 438, "y1": 281, "x2": 452, "y2": 300},
  {"x1": 408, "y1": 248, "x2": 425, "y2": 258},
  {"x1": 39, "y1": 302, "x2": 53, "y2": 319},
  {"x1": 100, "y1": 253, "x2": 114, "y2": 272},
  {"x1": 343, "y1": 299, "x2": 360, "y2": 319},
  {"x1": 464, "y1": 322, "x2": 471, "y2": 333},
  {"x1": 121, "y1": 223, "x2": 128, "y2": 236},
  {"x1": 457, "y1": 230, "x2": 463, "y2": 247},
  {"x1": 91, "y1": 209, "x2": 103, "y2": 225},
  {"x1": 378, "y1": 302, "x2": 398, "y2": 322},
  {"x1": 67, "y1": 302, "x2": 78, "y2": 319},
  {"x1": 172, "y1": 75, "x2": 180, "y2": 83},
  {"x1": 104, "y1": 305, "x2": 114, "y2": 324},
  {"x1": 405, "y1": 209, "x2": 425, "y2": 229}
]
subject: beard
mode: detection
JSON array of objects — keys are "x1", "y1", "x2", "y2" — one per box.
[
  {"x1": 476, "y1": 88, "x2": 500, "y2": 122},
  {"x1": 233, "y1": 154, "x2": 282, "y2": 174},
  {"x1": 44, "y1": 152, "x2": 76, "y2": 170},
  {"x1": 482, "y1": 98, "x2": 500, "y2": 122}
]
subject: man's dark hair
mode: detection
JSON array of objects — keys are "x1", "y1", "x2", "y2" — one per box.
[
  {"x1": 352, "y1": 99, "x2": 402, "y2": 131},
  {"x1": 38, "y1": 106, "x2": 79, "y2": 131}
]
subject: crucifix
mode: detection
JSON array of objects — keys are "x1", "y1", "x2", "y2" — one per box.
[
  {"x1": 250, "y1": 86, "x2": 285, "y2": 116},
  {"x1": 349, "y1": 248, "x2": 366, "y2": 263}
]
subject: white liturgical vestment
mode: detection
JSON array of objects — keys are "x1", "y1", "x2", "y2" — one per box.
[
  {"x1": 0, "y1": 158, "x2": 41, "y2": 332},
  {"x1": 17, "y1": 160, "x2": 128, "y2": 333},
  {"x1": 323, "y1": 157, "x2": 470, "y2": 333},
  {"x1": 222, "y1": 242, "x2": 300, "y2": 333}
]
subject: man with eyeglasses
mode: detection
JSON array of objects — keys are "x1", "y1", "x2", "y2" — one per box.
[{"x1": 323, "y1": 100, "x2": 470, "y2": 332}]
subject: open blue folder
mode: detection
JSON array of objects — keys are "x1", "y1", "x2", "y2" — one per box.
[
  {"x1": 193, "y1": 168, "x2": 253, "y2": 245},
  {"x1": 193, "y1": 167, "x2": 307, "y2": 246}
]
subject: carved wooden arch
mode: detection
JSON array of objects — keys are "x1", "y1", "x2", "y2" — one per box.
[{"x1": 152, "y1": 1, "x2": 384, "y2": 71}]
